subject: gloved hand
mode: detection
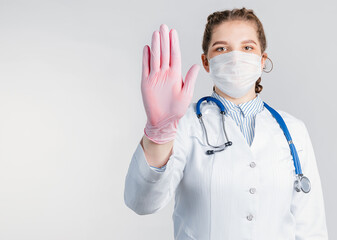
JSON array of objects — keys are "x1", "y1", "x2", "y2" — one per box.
[{"x1": 141, "y1": 24, "x2": 200, "y2": 144}]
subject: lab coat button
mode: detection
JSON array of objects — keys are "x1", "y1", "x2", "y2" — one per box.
[
  {"x1": 247, "y1": 214, "x2": 253, "y2": 221},
  {"x1": 250, "y1": 162, "x2": 256, "y2": 168},
  {"x1": 249, "y1": 188, "x2": 256, "y2": 194}
]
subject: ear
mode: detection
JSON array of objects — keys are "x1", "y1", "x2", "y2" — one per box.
[
  {"x1": 261, "y1": 52, "x2": 268, "y2": 70},
  {"x1": 201, "y1": 53, "x2": 210, "y2": 73}
]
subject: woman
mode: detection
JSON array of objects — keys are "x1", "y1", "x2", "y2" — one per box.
[{"x1": 124, "y1": 7, "x2": 328, "y2": 239}]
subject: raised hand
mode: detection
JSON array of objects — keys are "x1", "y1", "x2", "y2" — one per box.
[{"x1": 141, "y1": 24, "x2": 200, "y2": 144}]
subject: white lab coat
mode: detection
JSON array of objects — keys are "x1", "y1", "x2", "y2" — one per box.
[{"x1": 124, "y1": 101, "x2": 329, "y2": 240}]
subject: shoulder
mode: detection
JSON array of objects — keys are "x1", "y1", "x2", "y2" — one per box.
[
  {"x1": 183, "y1": 101, "x2": 219, "y2": 121},
  {"x1": 177, "y1": 103, "x2": 197, "y2": 126},
  {"x1": 267, "y1": 108, "x2": 309, "y2": 150},
  {"x1": 177, "y1": 101, "x2": 216, "y2": 135},
  {"x1": 185, "y1": 102, "x2": 198, "y2": 118},
  {"x1": 175, "y1": 103, "x2": 198, "y2": 136},
  {"x1": 277, "y1": 109, "x2": 305, "y2": 128},
  {"x1": 262, "y1": 104, "x2": 306, "y2": 130},
  {"x1": 181, "y1": 101, "x2": 214, "y2": 120}
]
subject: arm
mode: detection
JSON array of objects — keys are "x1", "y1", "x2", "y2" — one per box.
[
  {"x1": 123, "y1": 114, "x2": 189, "y2": 215},
  {"x1": 124, "y1": 23, "x2": 197, "y2": 215},
  {"x1": 290, "y1": 122, "x2": 329, "y2": 239},
  {"x1": 142, "y1": 133, "x2": 173, "y2": 172}
]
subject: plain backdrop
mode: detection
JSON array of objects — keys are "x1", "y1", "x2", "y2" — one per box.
[{"x1": 0, "y1": 0, "x2": 336, "y2": 239}]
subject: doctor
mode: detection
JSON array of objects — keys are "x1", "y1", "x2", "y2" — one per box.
[{"x1": 124, "y1": 7, "x2": 329, "y2": 240}]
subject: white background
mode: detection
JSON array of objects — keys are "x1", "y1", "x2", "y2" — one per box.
[{"x1": 0, "y1": 0, "x2": 336, "y2": 239}]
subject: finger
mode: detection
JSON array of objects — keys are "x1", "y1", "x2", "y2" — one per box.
[
  {"x1": 183, "y1": 64, "x2": 200, "y2": 95},
  {"x1": 150, "y1": 31, "x2": 160, "y2": 72},
  {"x1": 142, "y1": 45, "x2": 150, "y2": 80},
  {"x1": 170, "y1": 29, "x2": 181, "y2": 72},
  {"x1": 160, "y1": 24, "x2": 170, "y2": 70}
]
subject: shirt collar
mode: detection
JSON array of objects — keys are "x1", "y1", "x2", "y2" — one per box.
[{"x1": 210, "y1": 90, "x2": 264, "y2": 118}]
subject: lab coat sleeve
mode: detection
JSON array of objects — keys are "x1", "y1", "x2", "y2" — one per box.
[
  {"x1": 290, "y1": 121, "x2": 329, "y2": 239},
  {"x1": 123, "y1": 112, "x2": 190, "y2": 215}
]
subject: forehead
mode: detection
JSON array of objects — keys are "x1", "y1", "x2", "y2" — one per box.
[{"x1": 211, "y1": 20, "x2": 258, "y2": 42}]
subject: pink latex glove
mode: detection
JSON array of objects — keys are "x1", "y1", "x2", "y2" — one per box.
[{"x1": 141, "y1": 24, "x2": 200, "y2": 144}]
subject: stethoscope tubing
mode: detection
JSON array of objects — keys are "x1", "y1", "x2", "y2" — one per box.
[
  {"x1": 263, "y1": 102, "x2": 303, "y2": 175},
  {"x1": 196, "y1": 96, "x2": 310, "y2": 193}
]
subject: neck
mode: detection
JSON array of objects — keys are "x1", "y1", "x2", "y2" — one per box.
[{"x1": 214, "y1": 86, "x2": 257, "y2": 105}]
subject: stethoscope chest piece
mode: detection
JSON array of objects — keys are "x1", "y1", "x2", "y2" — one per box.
[{"x1": 294, "y1": 175, "x2": 311, "y2": 193}]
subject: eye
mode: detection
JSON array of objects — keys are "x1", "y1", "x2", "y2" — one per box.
[
  {"x1": 244, "y1": 46, "x2": 254, "y2": 51},
  {"x1": 216, "y1": 47, "x2": 227, "y2": 52}
]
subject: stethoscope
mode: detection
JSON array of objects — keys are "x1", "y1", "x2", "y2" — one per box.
[{"x1": 196, "y1": 96, "x2": 311, "y2": 194}]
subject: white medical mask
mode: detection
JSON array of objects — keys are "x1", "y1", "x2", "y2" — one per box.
[{"x1": 208, "y1": 50, "x2": 263, "y2": 98}]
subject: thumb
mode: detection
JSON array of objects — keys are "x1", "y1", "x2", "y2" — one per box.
[{"x1": 183, "y1": 64, "x2": 200, "y2": 95}]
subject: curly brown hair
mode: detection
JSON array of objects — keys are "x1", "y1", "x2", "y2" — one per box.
[{"x1": 202, "y1": 7, "x2": 267, "y2": 93}]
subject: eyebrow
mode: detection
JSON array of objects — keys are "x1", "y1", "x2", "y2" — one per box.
[{"x1": 212, "y1": 40, "x2": 257, "y2": 47}]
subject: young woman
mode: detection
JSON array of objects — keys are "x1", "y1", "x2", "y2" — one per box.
[{"x1": 124, "y1": 7, "x2": 328, "y2": 239}]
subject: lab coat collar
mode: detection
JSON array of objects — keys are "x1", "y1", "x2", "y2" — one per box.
[{"x1": 210, "y1": 90, "x2": 264, "y2": 118}]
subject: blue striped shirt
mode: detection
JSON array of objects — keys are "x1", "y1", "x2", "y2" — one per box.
[
  {"x1": 210, "y1": 90, "x2": 264, "y2": 146},
  {"x1": 149, "y1": 91, "x2": 264, "y2": 172}
]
